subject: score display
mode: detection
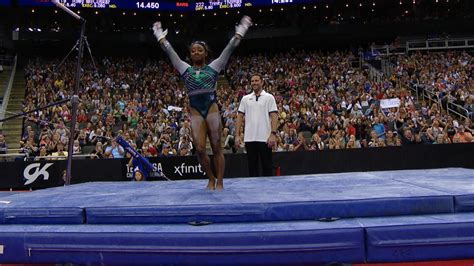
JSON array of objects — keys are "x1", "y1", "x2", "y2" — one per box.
[
  {"x1": 195, "y1": 0, "x2": 315, "y2": 11},
  {"x1": 17, "y1": 0, "x2": 318, "y2": 10},
  {"x1": 17, "y1": 0, "x2": 192, "y2": 10}
]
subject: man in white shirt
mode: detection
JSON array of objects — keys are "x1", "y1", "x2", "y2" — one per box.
[{"x1": 235, "y1": 74, "x2": 278, "y2": 177}]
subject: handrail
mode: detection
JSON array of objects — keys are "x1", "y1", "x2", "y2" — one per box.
[
  {"x1": 370, "y1": 44, "x2": 406, "y2": 56},
  {"x1": 447, "y1": 101, "x2": 470, "y2": 120},
  {"x1": 408, "y1": 82, "x2": 471, "y2": 119},
  {"x1": 0, "y1": 55, "x2": 17, "y2": 127},
  {"x1": 408, "y1": 83, "x2": 420, "y2": 102},
  {"x1": 0, "y1": 153, "x2": 28, "y2": 161},
  {"x1": 365, "y1": 63, "x2": 384, "y2": 83},
  {"x1": 31, "y1": 154, "x2": 99, "y2": 160},
  {"x1": 0, "y1": 153, "x2": 27, "y2": 158},
  {"x1": 407, "y1": 37, "x2": 474, "y2": 52},
  {"x1": 381, "y1": 59, "x2": 395, "y2": 78}
]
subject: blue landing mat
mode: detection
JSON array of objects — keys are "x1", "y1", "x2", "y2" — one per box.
[
  {"x1": 381, "y1": 168, "x2": 474, "y2": 212},
  {"x1": 361, "y1": 212, "x2": 474, "y2": 262},
  {"x1": 0, "y1": 168, "x2": 465, "y2": 224},
  {"x1": 1, "y1": 213, "x2": 474, "y2": 264},
  {"x1": 0, "y1": 192, "x2": 23, "y2": 198},
  {"x1": 0, "y1": 220, "x2": 365, "y2": 265}
]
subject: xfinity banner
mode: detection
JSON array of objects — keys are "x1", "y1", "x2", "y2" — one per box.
[{"x1": 124, "y1": 156, "x2": 207, "y2": 181}]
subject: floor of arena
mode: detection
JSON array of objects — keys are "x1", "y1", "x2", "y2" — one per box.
[{"x1": 0, "y1": 167, "x2": 473, "y2": 264}]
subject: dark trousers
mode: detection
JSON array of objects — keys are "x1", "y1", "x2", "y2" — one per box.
[{"x1": 245, "y1": 142, "x2": 273, "y2": 177}]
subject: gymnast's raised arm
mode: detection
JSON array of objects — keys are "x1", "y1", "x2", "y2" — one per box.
[
  {"x1": 152, "y1": 21, "x2": 190, "y2": 75},
  {"x1": 209, "y1": 16, "x2": 252, "y2": 72}
]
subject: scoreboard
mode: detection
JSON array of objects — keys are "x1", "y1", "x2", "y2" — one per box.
[
  {"x1": 17, "y1": 0, "x2": 192, "y2": 10},
  {"x1": 195, "y1": 0, "x2": 315, "y2": 11},
  {"x1": 17, "y1": 0, "x2": 318, "y2": 10}
]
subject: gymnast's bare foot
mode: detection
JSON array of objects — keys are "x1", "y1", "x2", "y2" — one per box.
[
  {"x1": 206, "y1": 178, "x2": 216, "y2": 190},
  {"x1": 215, "y1": 180, "x2": 224, "y2": 191}
]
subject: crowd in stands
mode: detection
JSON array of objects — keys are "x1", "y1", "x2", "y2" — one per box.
[
  {"x1": 225, "y1": 50, "x2": 473, "y2": 151},
  {"x1": 20, "y1": 57, "x2": 193, "y2": 159},
  {"x1": 8, "y1": 49, "x2": 474, "y2": 159},
  {"x1": 393, "y1": 51, "x2": 474, "y2": 119}
]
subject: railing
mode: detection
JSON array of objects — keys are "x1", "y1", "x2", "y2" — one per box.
[
  {"x1": 370, "y1": 44, "x2": 406, "y2": 56},
  {"x1": 447, "y1": 101, "x2": 471, "y2": 120},
  {"x1": 0, "y1": 55, "x2": 15, "y2": 67},
  {"x1": 381, "y1": 59, "x2": 395, "y2": 78},
  {"x1": 0, "y1": 55, "x2": 17, "y2": 126},
  {"x1": 29, "y1": 154, "x2": 100, "y2": 161},
  {"x1": 372, "y1": 36, "x2": 474, "y2": 55},
  {"x1": 422, "y1": 87, "x2": 442, "y2": 109},
  {"x1": 0, "y1": 153, "x2": 28, "y2": 161},
  {"x1": 366, "y1": 63, "x2": 384, "y2": 83},
  {"x1": 408, "y1": 83, "x2": 441, "y2": 110},
  {"x1": 407, "y1": 37, "x2": 474, "y2": 52},
  {"x1": 0, "y1": 152, "x2": 99, "y2": 161},
  {"x1": 409, "y1": 83, "x2": 420, "y2": 102},
  {"x1": 408, "y1": 82, "x2": 472, "y2": 119}
]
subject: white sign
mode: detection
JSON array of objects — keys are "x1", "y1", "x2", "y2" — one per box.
[
  {"x1": 23, "y1": 163, "x2": 54, "y2": 185},
  {"x1": 380, "y1": 98, "x2": 401, "y2": 109},
  {"x1": 167, "y1": 106, "x2": 183, "y2": 112}
]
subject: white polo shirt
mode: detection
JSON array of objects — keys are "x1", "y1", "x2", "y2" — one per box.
[{"x1": 238, "y1": 90, "x2": 278, "y2": 142}]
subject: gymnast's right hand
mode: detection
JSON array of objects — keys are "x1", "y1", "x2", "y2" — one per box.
[
  {"x1": 152, "y1": 21, "x2": 168, "y2": 42},
  {"x1": 235, "y1": 16, "x2": 252, "y2": 38}
]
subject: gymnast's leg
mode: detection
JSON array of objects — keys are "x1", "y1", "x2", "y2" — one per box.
[
  {"x1": 206, "y1": 103, "x2": 225, "y2": 191},
  {"x1": 190, "y1": 108, "x2": 217, "y2": 190}
]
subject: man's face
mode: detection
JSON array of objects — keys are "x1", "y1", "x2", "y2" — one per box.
[
  {"x1": 251, "y1": 75, "x2": 263, "y2": 93},
  {"x1": 404, "y1": 130, "x2": 413, "y2": 138}
]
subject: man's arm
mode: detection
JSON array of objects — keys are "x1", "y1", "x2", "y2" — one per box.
[
  {"x1": 270, "y1": 112, "x2": 278, "y2": 133},
  {"x1": 235, "y1": 112, "x2": 244, "y2": 147}
]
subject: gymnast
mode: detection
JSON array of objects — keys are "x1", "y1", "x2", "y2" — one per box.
[{"x1": 153, "y1": 16, "x2": 252, "y2": 190}]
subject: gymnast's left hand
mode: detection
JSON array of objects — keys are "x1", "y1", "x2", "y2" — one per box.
[{"x1": 235, "y1": 16, "x2": 252, "y2": 38}]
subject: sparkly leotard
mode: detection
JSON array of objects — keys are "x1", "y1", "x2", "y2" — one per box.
[{"x1": 160, "y1": 37, "x2": 240, "y2": 118}]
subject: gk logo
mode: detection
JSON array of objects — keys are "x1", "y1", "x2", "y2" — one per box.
[{"x1": 23, "y1": 163, "x2": 54, "y2": 185}]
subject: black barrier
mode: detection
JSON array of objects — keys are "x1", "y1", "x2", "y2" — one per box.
[
  {"x1": 1, "y1": 143, "x2": 473, "y2": 190},
  {"x1": 273, "y1": 143, "x2": 474, "y2": 176}
]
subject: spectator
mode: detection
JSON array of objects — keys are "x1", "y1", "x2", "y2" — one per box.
[
  {"x1": 453, "y1": 125, "x2": 473, "y2": 143},
  {"x1": 0, "y1": 134, "x2": 7, "y2": 154},
  {"x1": 104, "y1": 139, "x2": 125, "y2": 158},
  {"x1": 160, "y1": 143, "x2": 176, "y2": 157},
  {"x1": 51, "y1": 142, "x2": 68, "y2": 160},
  {"x1": 91, "y1": 141, "x2": 104, "y2": 159}
]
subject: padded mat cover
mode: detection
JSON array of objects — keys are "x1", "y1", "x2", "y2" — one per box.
[{"x1": 0, "y1": 220, "x2": 364, "y2": 264}]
